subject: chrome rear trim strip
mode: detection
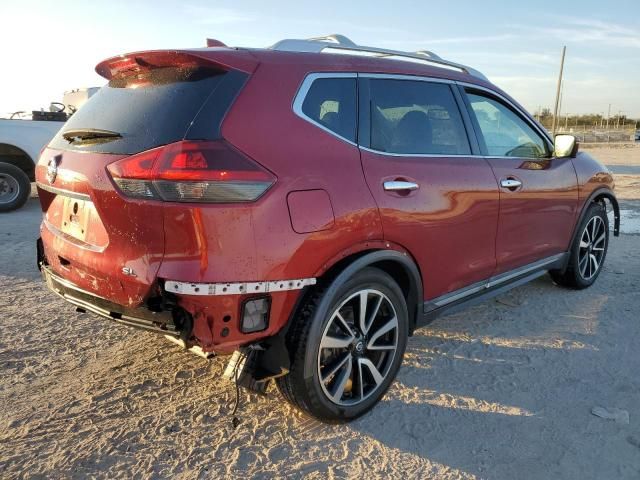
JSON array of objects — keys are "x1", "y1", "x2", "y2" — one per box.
[
  {"x1": 41, "y1": 265, "x2": 179, "y2": 337},
  {"x1": 36, "y1": 182, "x2": 91, "y2": 201},
  {"x1": 164, "y1": 277, "x2": 317, "y2": 296},
  {"x1": 43, "y1": 219, "x2": 105, "y2": 253}
]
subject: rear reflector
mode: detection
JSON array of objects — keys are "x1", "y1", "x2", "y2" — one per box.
[
  {"x1": 241, "y1": 297, "x2": 270, "y2": 333},
  {"x1": 107, "y1": 141, "x2": 275, "y2": 203}
]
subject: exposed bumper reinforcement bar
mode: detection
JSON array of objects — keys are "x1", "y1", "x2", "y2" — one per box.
[
  {"x1": 164, "y1": 277, "x2": 316, "y2": 296},
  {"x1": 41, "y1": 264, "x2": 179, "y2": 337}
]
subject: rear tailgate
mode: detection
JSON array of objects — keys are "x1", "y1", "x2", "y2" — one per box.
[
  {"x1": 37, "y1": 149, "x2": 164, "y2": 306},
  {"x1": 36, "y1": 49, "x2": 256, "y2": 307}
]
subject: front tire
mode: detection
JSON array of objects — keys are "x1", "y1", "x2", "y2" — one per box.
[
  {"x1": 550, "y1": 202, "x2": 609, "y2": 289},
  {"x1": 276, "y1": 268, "x2": 409, "y2": 423},
  {"x1": 0, "y1": 162, "x2": 31, "y2": 212}
]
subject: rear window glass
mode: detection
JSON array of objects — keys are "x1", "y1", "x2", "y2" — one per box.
[
  {"x1": 301, "y1": 78, "x2": 357, "y2": 142},
  {"x1": 49, "y1": 67, "x2": 232, "y2": 155},
  {"x1": 368, "y1": 79, "x2": 471, "y2": 155}
]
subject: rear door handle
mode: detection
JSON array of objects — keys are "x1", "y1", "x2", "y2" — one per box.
[
  {"x1": 500, "y1": 178, "x2": 522, "y2": 189},
  {"x1": 383, "y1": 181, "x2": 419, "y2": 192}
]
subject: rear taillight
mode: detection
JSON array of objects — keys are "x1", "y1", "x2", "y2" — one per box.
[{"x1": 106, "y1": 141, "x2": 275, "y2": 203}]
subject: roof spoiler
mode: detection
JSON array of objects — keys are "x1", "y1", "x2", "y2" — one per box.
[{"x1": 95, "y1": 49, "x2": 258, "y2": 79}]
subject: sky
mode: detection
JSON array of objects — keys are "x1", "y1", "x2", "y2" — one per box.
[{"x1": 1, "y1": 0, "x2": 638, "y2": 118}]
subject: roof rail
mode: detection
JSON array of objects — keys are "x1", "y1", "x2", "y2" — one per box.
[{"x1": 270, "y1": 34, "x2": 488, "y2": 81}]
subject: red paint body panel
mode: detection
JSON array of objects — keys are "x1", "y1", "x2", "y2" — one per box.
[
  {"x1": 36, "y1": 148, "x2": 164, "y2": 306},
  {"x1": 221, "y1": 60, "x2": 383, "y2": 282},
  {"x1": 360, "y1": 151, "x2": 500, "y2": 299},
  {"x1": 177, "y1": 290, "x2": 300, "y2": 353},
  {"x1": 36, "y1": 47, "x2": 617, "y2": 354},
  {"x1": 287, "y1": 189, "x2": 335, "y2": 234},
  {"x1": 572, "y1": 151, "x2": 616, "y2": 203},
  {"x1": 158, "y1": 204, "x2": 258, "y2": 282},
  {"x1": 486, "y1": 157, "x2": 580, "y2": 274}
]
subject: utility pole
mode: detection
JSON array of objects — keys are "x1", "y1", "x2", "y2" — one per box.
[
  {"x1": 551, "y1": 46, "x2": 566, "y2": 138},
  {"x1": 558, "y1": 81, "x2": 564, "y2": 124},
  {"x1": 606, "y1": 103, "x2": 611, "y2": 129}
]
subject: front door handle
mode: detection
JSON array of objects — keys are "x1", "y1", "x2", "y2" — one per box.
[
  {"x1": 383, "y1": 181, "x2": 419, "y2": 192},
  {"x1": 500, "y1": 178, "x2": 522, "y2": 190}
]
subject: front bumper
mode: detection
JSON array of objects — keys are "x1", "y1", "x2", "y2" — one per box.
[{"x1": 40, "y1": 263, "x2": 179, "y2": 337}]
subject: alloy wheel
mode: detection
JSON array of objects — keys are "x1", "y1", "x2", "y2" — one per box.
[
  {"x1": 317, "y1": 289, "x2": 399, "y2": 406},
  {"x1": 578, "y1": 216, "x2": 606, "y2": 280}
]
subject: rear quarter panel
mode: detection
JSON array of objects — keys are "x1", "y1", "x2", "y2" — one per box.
[{"x1": 219, "y1": 59, "x2": 384, "y2": 282}]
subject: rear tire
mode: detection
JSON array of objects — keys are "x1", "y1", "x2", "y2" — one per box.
[
  {"x1": 550, "y1": 202, "x2": 609, "y2": 289},
  {"x1": 0, "y1": 162, "x2": 31, "y2": 212},
  {"x1": 276, "y1": 267, "x2": 408, "y2": 423}
]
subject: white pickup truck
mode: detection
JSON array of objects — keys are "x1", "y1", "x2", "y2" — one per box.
[
  {"x1": 0, "y1": 118, "x2": 64, "y2": 211},
  {"x1": 0, "y1": 88, "x2": 98, "y2": 212}
]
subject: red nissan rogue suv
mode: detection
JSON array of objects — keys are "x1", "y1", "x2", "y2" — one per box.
[{"x1": 36, "y1": 35, "x2": 619, "y2": 422}]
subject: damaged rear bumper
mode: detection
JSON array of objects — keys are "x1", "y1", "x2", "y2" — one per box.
[
  {"x1": 40, "y1": 262, "x2": 179, "y2": 337},
  {"x1": 40, "y1": 261, "x2": 291, "y2": 388}
]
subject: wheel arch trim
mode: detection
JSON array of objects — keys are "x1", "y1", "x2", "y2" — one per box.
[
  {"x1": 314, "y1": 249, "x2": 424, "y2": 334},
  {"x1": 574, "y1": 187, "x2": 620, "y2": 241}
]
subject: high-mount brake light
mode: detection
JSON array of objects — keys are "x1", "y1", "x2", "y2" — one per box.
[{"x1": 106, "y1": 141, "x2": 275, "y2": 203}]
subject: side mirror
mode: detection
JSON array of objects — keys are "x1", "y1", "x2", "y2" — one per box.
[{"x1": 554, "y1": 134, "x2": 578, "y2": 158}]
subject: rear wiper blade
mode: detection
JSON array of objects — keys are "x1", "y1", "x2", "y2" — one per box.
[{"x1": 63, "y1": 128, "x2": 122, "y2": 143}]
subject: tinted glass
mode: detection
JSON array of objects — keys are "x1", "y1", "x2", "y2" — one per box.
[
  {"x1": 301, "y1": 78, "x2": 357, "y2": 142},
  {"x1": 49, "y1": 67, "x2": 243, "y2": 155},
  {"x1": 368, "y1": 80, "x2": 470, "y2": 155},
  {"x1": 467, "y1": 93, "x2": 548, "y2": 158}
]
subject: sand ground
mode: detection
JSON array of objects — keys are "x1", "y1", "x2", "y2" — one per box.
[{"x1": 1, "y1": 147, "x2": 639, "y2": 479}]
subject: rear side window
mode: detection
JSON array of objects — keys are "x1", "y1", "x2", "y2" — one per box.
[
  {"x1": 301, "y1": 78, "x2": 357, "y2": 142},
  {"x1": 368, "y1": 80, "x2": 470, "y2": 155},
  {"x1": 49, "y1": 67, "x2": 247, "y2": 155}
]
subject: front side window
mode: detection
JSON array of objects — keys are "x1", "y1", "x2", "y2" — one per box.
[
  {"x1": 466, "y1": 92, "x2": 549, "y2": 158},
  {"x1": 301, "y1": 77, "x2": 357, "y2": 142},
  {"x1": 368, "y1": 79, "x2": 471, "y2": 155}
]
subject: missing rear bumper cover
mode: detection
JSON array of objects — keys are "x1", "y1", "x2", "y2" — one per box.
[{"x1": 41, "y1": 264, "x2": 179, "y2": 336}]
